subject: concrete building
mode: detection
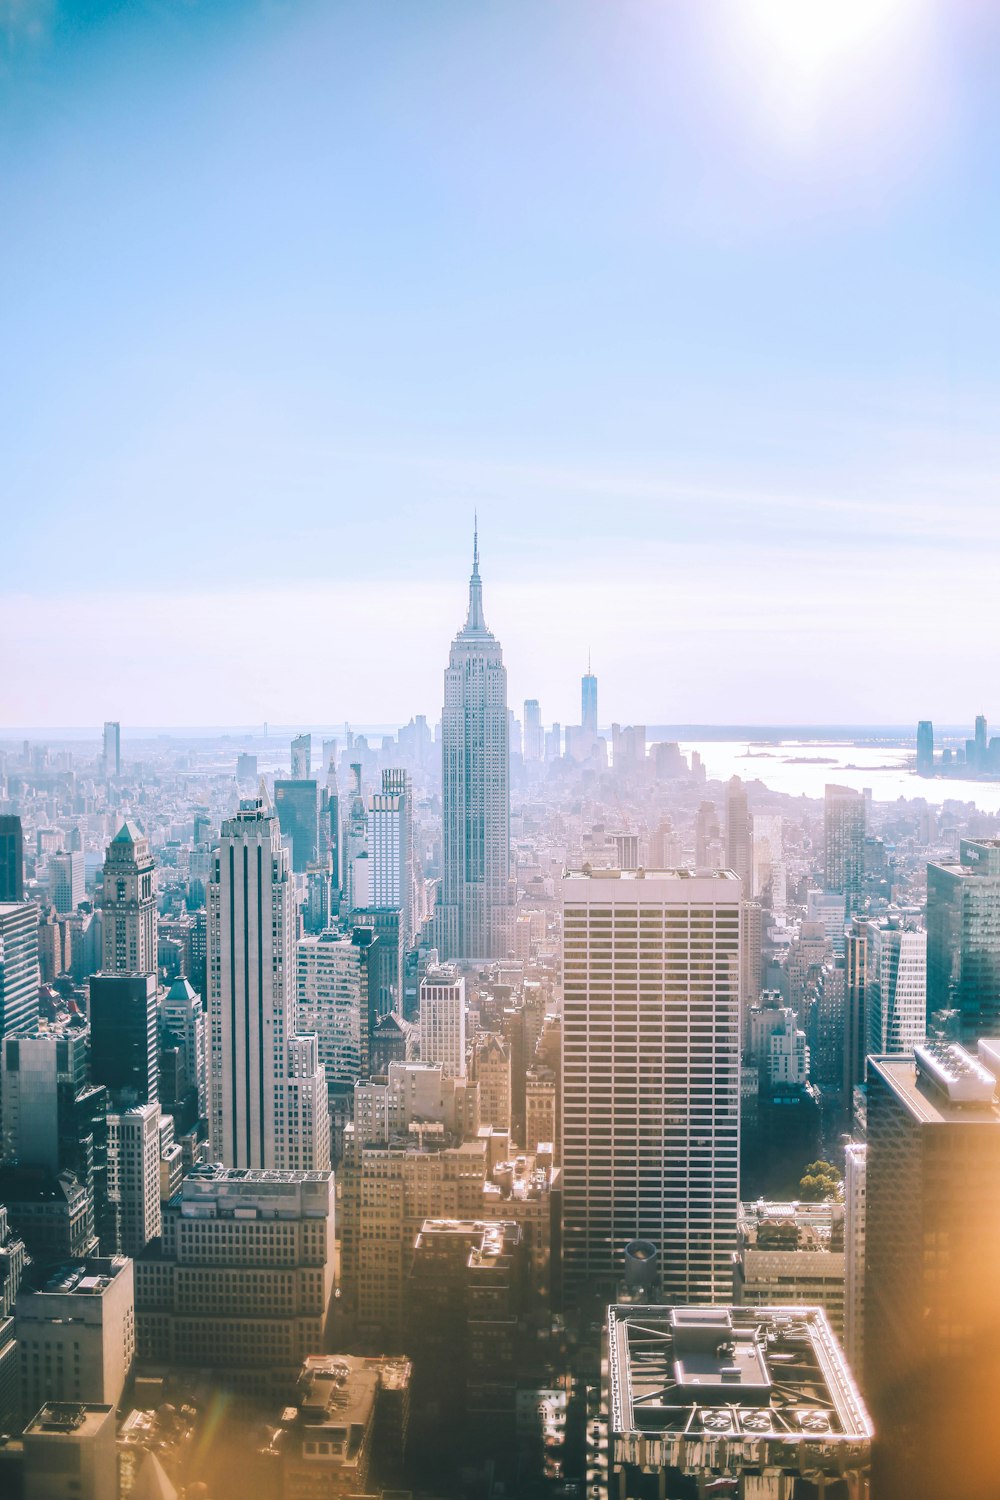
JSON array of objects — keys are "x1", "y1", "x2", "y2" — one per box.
[
  {"x1": 101, "y1": 822, "x2": 157, "y2": 976},
  {"x1": 0, "y1": 901, "x2": 40, "y2": 1039},
  {"x1": 22, "y1": 1401, "x2": 117, "y2": 1500},
  {"x1": 135, "y1": 1165, "x2": 335, "y2": 1392},
  {"x1": 296, "y1": 926, "x2": 378, "y2": 1088},
  {"x1": 471, "y1": 1031, "x2": 510, "y2": 1131},
  {"x1": 927, "y1": 838, "x2": 1000, "y2": 1044},
  {"x1": 0, "y1": 1166, "x2": 95, "y2": 1264},
  {"x1": 207, "y1": 795, "x2": 329, "y2": 1172},
  {"x1": 436, "y1": 529, "x2": 513, "y2": 962},
  {"x1": 160, "y1": 977, "x2": 207, "y2": 1120},
  {"x1": 107, "y1": 1104, "x2": 161, "y2": 1257},
  {"x1": 866, "y1": 1040, "x2": 1000, "y2": 1499},
  {"x1": 340, "y1": 1121, "x2": 488, "y2": 1341},
  {"x1": 262, "y1": 1353, "x2": 411, "y2": 1499},
  {"x1": 561, "y1": 868, "x2": 741, "y2": 1302},
  {"x1": 606, "y1": 1304, "x2": 871, "y2": 1499},
  {"x1": 49, "y1": 851, "x2": 85, "y2": 914},
  {"x1": 419, "y1": 965, "x2": 466, "y2": 1078},
  {"x1": 733, "y1": 1199, "x2": 845, "y2": 1336},
  {"x1": 369, "y1": 768, "x2": 415, "y2": 949},
  {"x1": 17, "y1": 1257, "x2": 134, "y2": 1420}
]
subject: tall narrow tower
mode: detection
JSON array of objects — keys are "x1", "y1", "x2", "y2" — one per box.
[
  {"x1": 436, "y1": 527, "x2": 513, "y2": 962},
  {"x1": 101, "y1": 821, "x2": 157, "y2": 975},
  {"x1": 581, "y1": 658, "x2": 598, "y2": 737},
  {"x1": 207, "y1": 793, "x2": 329, "y2": 1171}
]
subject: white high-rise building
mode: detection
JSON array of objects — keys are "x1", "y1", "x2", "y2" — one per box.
[
  {"x1": 436, "y1": 529, "x2": 513, "y2": 962},
  {"x1": 419, "y1": 965, "x2": 466, "y2": 1078},
  {"x1": 844, "y1": 1142, "x2": 867, "y2": 1373},
  {"x1": 207, "y1": 795, "x2": 329, "y2": 1171},
  {"x1": 101, "y1": 821, "x2": 157, "y2": 975},
  {"x1": 561, "y1": 867, "x2": 741, "y2": 1303},
  {"x1": 297, "y1": 929, "x2": 371, "y2": 1087},
  {"x1": 369, "y1": 768, "x2": 414, "y2": 948},
  {"x1": 866, "y1": 921, "x2": 926, "y2": 1058},
  {"x1": 102, "y1": 720, "x2": 121, "y2": 778},
  {"x1": 107, "y1": 1103, "x2": 161, "y2": 1257}
]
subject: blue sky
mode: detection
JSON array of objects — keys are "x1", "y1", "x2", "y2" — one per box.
[{"x1": 3, "y1": 0, "x2": 1000, "y2": 728}]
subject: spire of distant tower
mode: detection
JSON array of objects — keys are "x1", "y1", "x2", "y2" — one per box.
[{"x1": 466, "y1": 515, "x2": 486, "y2": 632}]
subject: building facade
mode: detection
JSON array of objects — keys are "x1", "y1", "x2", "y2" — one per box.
[{"x1": 561, "y1": 868, "x2": 741, "y2": 1302}]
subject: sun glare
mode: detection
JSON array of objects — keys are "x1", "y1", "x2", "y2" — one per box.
[{"x1": 740, "y1": 0, "x2": 914, "y2": 77}]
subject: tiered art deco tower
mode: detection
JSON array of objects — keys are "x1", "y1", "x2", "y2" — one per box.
[{"x1": 436, "y1": 529, "x2": 513, "y2": 963}]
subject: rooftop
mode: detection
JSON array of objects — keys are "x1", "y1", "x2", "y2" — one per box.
[
  {"x1": 564, "y1": 867, "x2": 740, "y2": 884},
  {"x1": 870, "y1": 1039, "x2": 1000, "y2": 1124},
  {"x1": 23, "y1": 1402, "x2": 114, "y2": 1439},
  {"x1": 34, "y1": 1257, "x2": 131, "y2": 1296},
  {"x1": 608, "y1": 1305, "x2": 871, "y2": 1460}
]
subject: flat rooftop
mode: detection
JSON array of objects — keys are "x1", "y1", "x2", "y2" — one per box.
[
  {"x1": 36, "y1": 1257, "x2": 131, "y2": 1296},
  {"x1": 869, "y1": 1056, "x2": 1000, "y2": 1128},
  {"x1": 564, "y1": 867, "x2": 740, "y2": 884},
  {"x1": 607, "y1": 1305, "x2": 871, "y2": 1447}
]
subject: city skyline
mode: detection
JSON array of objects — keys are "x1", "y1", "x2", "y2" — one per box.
[{"x1": 5, "y1": 2, "x2": 1000, "y2": 724}]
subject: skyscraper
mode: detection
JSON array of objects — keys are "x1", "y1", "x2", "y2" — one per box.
[
  {"x1": 561, "y1": 867, "x2": 741, "y2": 1303},
  {"x1": 49, "y1": 850, "x2": 85, "y2": 913},
  {"x1": 291, "y1": 731, "x2": 311, "y2": 779},
  {"x1": 581, "y1": 663, "x2": 598, "y2": 736},
  {"x1": 866, "y1": 1042, "x2": 1000, "y2": 1500},
  {"x1": 0, "y1": 902, "x2": 40, "y2": 1040},
  {"x1": 369, "y1": 768, "x2": 414, "y2": 949},
  {"x1": 0, "y1": 817, "x2": 24, "y2": 903},
  {"x1": 824, "y1": 784, "x2": 866, "y2": 917},
  {"x1": 927, "y1": 838, "x2": 1000, "y2": 1043},
  {"x1": 419, "y1": 964, "x2": 466, "y2": 1078},
  {"x1": 522, "y1": 699, "x2": 543, "y2": 762},
  {"x1": 207, "y1": 794, "x2": 329, "y2": 1171},
  {"x1": 725, "y1": 776, "x2": 752, "y2": 891},
  {"x1": 101, "y1": 821, "x2": 157, "y2": 975},
  {"x1": 89, "y1": 972, "x2": 159, "y2": 1107},
  {"x1": 274, "y1": 779, "x2": 320, "y2": 873},
  {"x1": 437, "y1": 529, "x2": 513, "y2": 962},
  {"x1": 916, "y1": 719, "x2": 934, "y2": 776},
  {"x1": 102, "y1": 721, "x2": 120, "y2": 778},
  {"x1": 865, "y1": 919, "x2": 926, "y2": 1057}
]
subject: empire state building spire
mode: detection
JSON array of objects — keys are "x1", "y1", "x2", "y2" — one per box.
[
  {"x1": 435, "y1": 525, "x2": 514, "y2": 962},
  {"x1": 464, "y1": 515, "x2": 488, "y2": 635}
]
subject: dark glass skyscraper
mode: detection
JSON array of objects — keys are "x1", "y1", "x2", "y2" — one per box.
[
  {"x1": 0, "y1": 817, "x2": 24, "y2": 903},
  {"x1": 274, "y1": 779, "x2": 320, "y2": 873},
  {"x1": 927, "y1": 838, "x2": 1000, "y2": 1043},
  {"x1": 88, "y1": 972, "x2": 158, "y2": 1107},
  {"x1": 916, "y1": 719, "x2": 934, "y2": 776}
]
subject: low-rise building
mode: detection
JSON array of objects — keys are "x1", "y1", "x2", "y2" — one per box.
[
  {"x1": 606, "y1": 1304, "x2": 871, "y2": 1498},
  {"x1": 135, "y1": 1165, "x2": 335, "y2": 1394},
  {"x1": 733, "y1": 1199, "x2": 845, "y2": 1336},
  {"x1": 16, "y1": 1257, "x2": 134, "y2": 1424}
]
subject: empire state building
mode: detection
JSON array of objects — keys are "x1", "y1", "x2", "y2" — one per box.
[{"x1": 436, "y1": 530, "x2": 513, "y2": 962}]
